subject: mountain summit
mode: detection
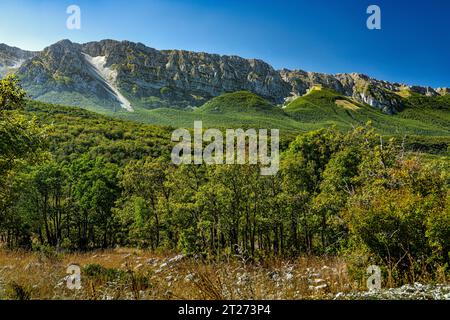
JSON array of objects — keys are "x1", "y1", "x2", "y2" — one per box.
[{"x1": 1, "y1": 39, "x2": 448, "y2": 114}]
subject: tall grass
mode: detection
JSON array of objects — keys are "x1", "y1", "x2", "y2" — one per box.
[{"x1": 0, "y1": 248, "x2": 353, "y2": 300}]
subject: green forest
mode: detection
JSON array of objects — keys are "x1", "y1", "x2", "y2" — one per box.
[{"x1": 1, "y1": 75, "x2": 449, "y2": 285}]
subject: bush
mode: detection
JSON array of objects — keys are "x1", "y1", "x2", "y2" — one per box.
[
  {"x1": 83, "y1": 263, "x2": 127, "y2": 282},
  {"x1": 5, "y1": 282, "x2": 32, "y2": 300}
]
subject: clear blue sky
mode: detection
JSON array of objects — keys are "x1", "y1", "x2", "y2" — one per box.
[{"x1": 0, "y1": 0, "x2": 448, "y2": 87}]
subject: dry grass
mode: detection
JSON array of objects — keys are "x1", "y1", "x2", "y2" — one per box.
[
  {"x1": 0, "y1": 248, "x2": 360, "y2": 300},
  {"x1": 335, "y1": 99, "x2": 360, "y2": 111}
]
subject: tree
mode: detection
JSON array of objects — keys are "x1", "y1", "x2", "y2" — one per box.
[
  {"x1": 280, "y1": 128, "x2": 341, "y2": 253},
  {"x1": 344, "y1": 152, "x2": 449, "y2": 282},
  {"x1": 116, "y1": 157, "x2": 174, "y2": 249},
  {"x1": 0, "y1": 75, "x2": 26, "y2": 111},
  {"x1": 71, "y1": 155, "x2": 120, "y2": 249},
  {"x1": 0, "y1": 75, "x2": 44, "y2": 245}
]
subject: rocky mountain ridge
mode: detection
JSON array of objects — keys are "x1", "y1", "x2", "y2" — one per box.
[
  {"x1": 0, "y1": 44, "x2": 37, "y2": 78},
  {"x1": 1, "y1": 39, "x2": 448, "y2": 114}
]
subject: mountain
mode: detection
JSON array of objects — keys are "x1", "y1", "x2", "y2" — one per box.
[
  {"x1": 15, "y1": 40, "x2": 132, "y2": 112},
  {"x1": 14, "y1": 39, "x2": 289, "y2": 112},
  {"x1": 280, "y1": 70, "x2": 407, "y2": 114},
  {"x1": 1, "y1": 39, "x2": 448, "y2": 115},
  {"x1": 0, "y1": 44, "x2": 37, "y2": 78}
]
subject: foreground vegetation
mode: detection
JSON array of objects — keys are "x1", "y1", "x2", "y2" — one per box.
[
  {"x1": 1, "y1": 248, "x2": 448, "y2": 300},
  {"x1": 0, "y1": 248, "x2": 353, "y2": 300},
  {"x1": 1, "y1": 76, "x2": 449, "y2": 299}
]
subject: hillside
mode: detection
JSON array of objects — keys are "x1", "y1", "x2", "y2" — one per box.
[
  {"x1": 19, "y1": 90, "x2": 448, "y2": 157},
  {"x1": 23, "y1": 100, "x2": 174, "y2": 164},
  {"x1": 22, "y1": 89, "x2": 450, "y2": 141},
  {"x1": 100, "y1": 88, "x2": 449, "y2": 144},
  {"x1": 1, "y1": 76, "x2": 449, "y2": 301},
  {"x1": 284, "y1": 86, "x2": 450, "y2": 136},
  {"x1": 0, "y1": 39, "x2": 447, "y2": 151}
]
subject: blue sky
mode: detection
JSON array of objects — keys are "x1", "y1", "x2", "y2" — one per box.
[{"x1": 0, "y1": 0, "x2": 448, "y2": 87}]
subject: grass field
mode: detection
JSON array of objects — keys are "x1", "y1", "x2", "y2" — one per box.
[
  {"x1": 0, "y1": 248, "x2": 357, "y2": 300},
  {"x1": 2, "y1": 248, "x2": 449, "y2": 300}
]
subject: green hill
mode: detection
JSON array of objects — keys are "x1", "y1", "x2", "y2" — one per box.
[
  {"x1": 395, "y1": 89, "x2": 450, "y2": 130},
  {"x1": 195, "y1": 91, "x2": 282, "y2": 115},
  {"x1": 284, "y1": 86, "x2": 450, "y2": 136}
]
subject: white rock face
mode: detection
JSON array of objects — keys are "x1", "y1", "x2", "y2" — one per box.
[{"x1": 82, "y1": 53, "x2": 134, "y2": 112}]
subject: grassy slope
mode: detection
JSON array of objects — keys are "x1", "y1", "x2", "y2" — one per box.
[
  {"x1": 110, "y1": 91, "x2": 309, "y2": 132},
  {"x1": 25, "y1": 88, "x2": 450, "y2": 155},
  {"x1": 22, "y1": 96, "x2": 449, "y2": 160},
  {"x1": 119, "y1": 89, "x2": 449, "y2": 137},
  {"x1": 396, "y1": 90, "x2": 450, "y2": 130},
  {"x1": 30, "y1": 87, "x2": 449, "y2": 135},
  {"x1": 284, "y1": 87, "x2": 449, "y2": 136}
]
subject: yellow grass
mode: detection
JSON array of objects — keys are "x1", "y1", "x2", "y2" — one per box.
[
  {"x1": 335, "y1": 99, "x2": 360, "y2": 111},
  {"x1": 394, "y1": 88, "x2": 412, "y2": 98},
  {"x1": 0, "y1": 248, "x2": 356, "y2": 300}
]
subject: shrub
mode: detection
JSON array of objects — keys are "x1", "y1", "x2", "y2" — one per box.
[
  {"x1": 83, "y1": 263, "x2": 126, "y2": 282},
  {"x1": 5, "y1": 282, "x2": 32, "y2": 300}
]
